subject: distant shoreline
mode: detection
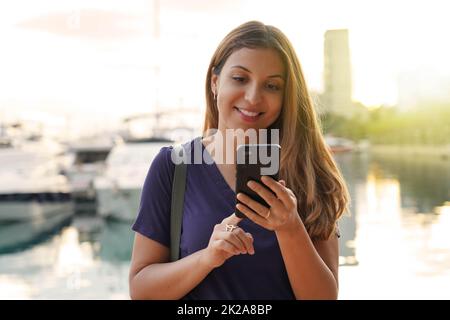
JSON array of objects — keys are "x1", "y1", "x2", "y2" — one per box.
[{"x1": 369, "y1": 144, "x2": 450, "y2": 159}]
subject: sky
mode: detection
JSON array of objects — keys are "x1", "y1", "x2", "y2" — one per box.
[{"x1": 0, "y1": 0, "x2": 449, "y2": 137}]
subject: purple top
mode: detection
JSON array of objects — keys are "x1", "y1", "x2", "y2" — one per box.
[{"x1": 132, "y1": 137, "x2": 295, "y2": 300}]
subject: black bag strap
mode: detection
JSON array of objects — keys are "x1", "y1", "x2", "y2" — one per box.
[{"x1": 170, "y1": 145, "x2": 187, "y2": 262}]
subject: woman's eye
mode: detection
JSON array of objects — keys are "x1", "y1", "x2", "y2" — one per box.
[
  {"x1": 232, "y1": 76, "x2": 246, "y2": 82},
  {"x1": 267, "y1": 83, "x2": 280, "y2": 91}
]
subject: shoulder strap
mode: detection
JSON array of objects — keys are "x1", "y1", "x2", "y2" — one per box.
[{"x1": 170, "y1": 145, "x2": 187, "y2": 262}]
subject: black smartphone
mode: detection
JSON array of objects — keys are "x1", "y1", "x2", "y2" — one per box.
[{"x1": 235, "y1": 144, "x2": 281, "y2": 219}]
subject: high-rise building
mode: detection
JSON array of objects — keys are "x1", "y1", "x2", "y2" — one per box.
[{"x1": 322, "y1": 29, "x2": 353, "y2": 117}]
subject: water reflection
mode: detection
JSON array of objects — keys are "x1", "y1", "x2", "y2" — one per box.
[
  {"x1": 334, "y1": 152, "x2": 369, "y2": 266},
  {"x1": 69, "y1": 216, "x2": 134, "y2": 263},
  {"x1": 0, "y1": 149, "x2": 449, "y2": 299},
  {"x1": 97, "y1": 219, "x2": 134, "y2": 263},
  {"x1": 0, "y1": 210, "x2": 73, "y2": 254},
  {"x1": 369, "y1": 152, "x2": 450, "y2": 213},
  {"x1": 336, "y1": 151, "x2": 450, "y2": 299},
  {"x1": 334, "y1": 151, "x2": 450, "y2": 266},
  {"x1": 0, "y1": 216, "x2": 132, "y2": 299}
]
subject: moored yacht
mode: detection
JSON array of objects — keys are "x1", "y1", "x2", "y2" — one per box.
[
  {"x1": 62, "y1": 137, "x2": 113, "y2": 213},
  {"x1": 94, "y1": 137, "x2": 173, "y2": 221},
  {"x1": 0, "y1": 147, "x2": 74, "y2": 222}
]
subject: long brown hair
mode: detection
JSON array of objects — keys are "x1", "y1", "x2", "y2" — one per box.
[{"x1": 204, "y1": 21, "x2": 349, "y2": 240}]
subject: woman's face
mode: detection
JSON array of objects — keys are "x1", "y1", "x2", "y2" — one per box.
[{"x1": 211, "y1": 48, "x2": 285, "y2": 132}]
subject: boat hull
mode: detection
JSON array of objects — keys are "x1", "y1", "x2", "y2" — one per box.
[
  {"x1": 0, "y1": 195, "x2": 73, "y2": 223},
  {"x1": 96, "y1": 187, "x2": 141, "y2": 222}
]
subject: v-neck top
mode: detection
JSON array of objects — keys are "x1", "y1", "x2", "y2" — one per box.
[{"x1": 132, "y1": 137, "x2": 295, "y2": 299}]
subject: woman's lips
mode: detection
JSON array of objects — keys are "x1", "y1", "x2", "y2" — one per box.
[{"x1": 234, "y1": 107, "x2": 263, "y2": 123}]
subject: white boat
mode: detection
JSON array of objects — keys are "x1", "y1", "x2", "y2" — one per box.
[
  {"x1": 62, "y1": 137, "x2": 113, "y2": 212},
  {"x1": 94, "y1": 138, "x2": 173, "y2": 221},
  {"x1": 0, "y1": 147, "x2": 74, "y2": 222}
]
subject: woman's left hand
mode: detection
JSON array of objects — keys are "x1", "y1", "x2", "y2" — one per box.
[{"x1": 236, "y1": 176, "x2": 302, "y2": 232}]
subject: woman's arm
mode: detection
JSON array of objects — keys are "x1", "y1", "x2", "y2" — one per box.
[
  {"x1": 129, "y1": 233, "x2": 213, "y2": 300},
  {"x1": 129, "y1": 213, "x2": 254, "y2": 300},
  {"x1": 275, "y1": 222, "x2": 339, "y2": 300}
]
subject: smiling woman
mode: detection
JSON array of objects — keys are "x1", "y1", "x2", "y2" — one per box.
[
  {"x1": 129, "y1": 20, "x2": 349, "y2": 300},
  {"x1": 210, "y1": 48, "x2": 285, "y2": 129}
]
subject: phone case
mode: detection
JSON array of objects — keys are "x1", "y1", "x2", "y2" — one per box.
[{"x1": 235, "y1": 144, "x2": 280, "y2": 219}]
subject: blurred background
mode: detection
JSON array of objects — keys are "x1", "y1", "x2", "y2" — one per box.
[{"x1": 0, "y1": 0, "x2": 449, "y2": 299}]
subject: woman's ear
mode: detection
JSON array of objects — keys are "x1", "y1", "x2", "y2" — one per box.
[{"x1": 211, "y1": 68, "x2": 219, "y2": 95}]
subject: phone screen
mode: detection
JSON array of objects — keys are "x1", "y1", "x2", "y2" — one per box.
[{"x1": 235, "y1": 144, "x2": 280, "y2": 219}]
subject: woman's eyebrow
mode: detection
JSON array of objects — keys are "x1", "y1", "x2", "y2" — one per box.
[{"x1": 231, "y1": 65, "x2": 285, "y2": 80}]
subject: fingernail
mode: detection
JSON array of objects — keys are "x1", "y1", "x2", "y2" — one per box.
[{"x1": 247, "y1": 181, "x2": 254, "y2": 187}]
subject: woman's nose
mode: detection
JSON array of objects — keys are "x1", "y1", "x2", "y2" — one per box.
[{"x1": 244, "y1": 84, "x2": 262, "y2": 105}]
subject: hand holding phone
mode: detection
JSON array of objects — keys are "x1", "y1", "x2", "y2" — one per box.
[{"x1": 235, "y1": 144, "x2": 281, "y2": 219}]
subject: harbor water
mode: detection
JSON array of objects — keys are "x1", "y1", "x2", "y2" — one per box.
[{"x1": 0, "y1": 150, "x2": 449, "y2": 299}]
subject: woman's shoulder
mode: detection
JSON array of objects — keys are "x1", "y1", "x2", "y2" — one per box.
[{"x1": 150, "y1": 144, "x2": 174, "y2": 170}]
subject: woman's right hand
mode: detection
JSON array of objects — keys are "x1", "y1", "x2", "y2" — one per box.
[{"x1": 202, "y1": 213, "x2": 255, "y2": 269}]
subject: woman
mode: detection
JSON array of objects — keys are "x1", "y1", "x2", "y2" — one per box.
[{"x1": 129, "y1": 21, "x2": 349, "y2": 300}]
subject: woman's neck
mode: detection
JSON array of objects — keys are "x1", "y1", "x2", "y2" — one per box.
[
  {"x1": 203, "y1": 131, "x2": 236, "y2": 166},
  {"x1": 203, "y1": 127, "x2": 266, "y2": 165}
]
